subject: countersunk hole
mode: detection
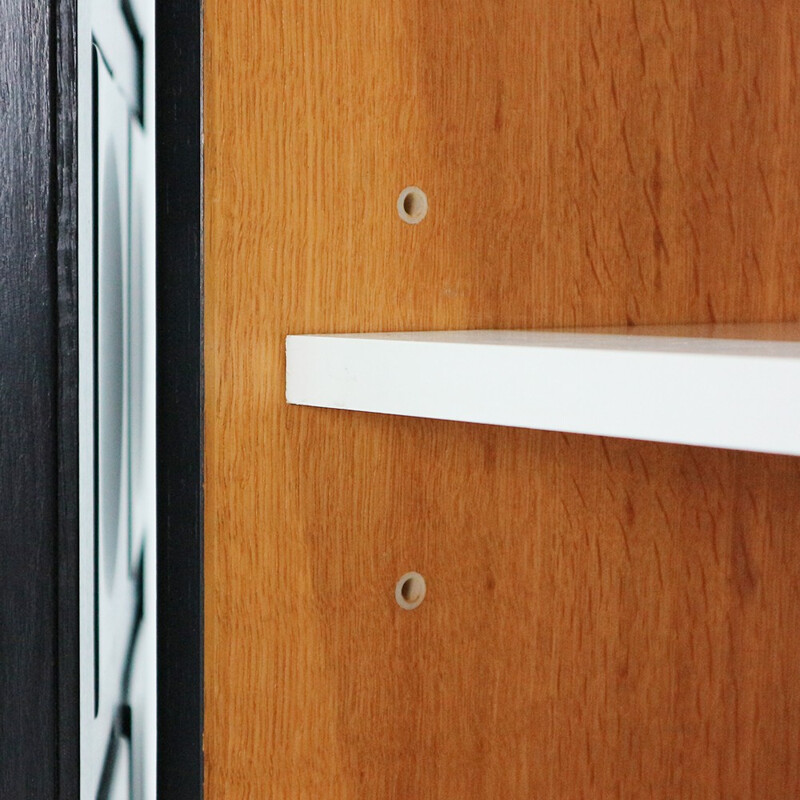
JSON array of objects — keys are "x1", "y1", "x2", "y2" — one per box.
[
  {"x1": 402, "y1": 192, "x2": 421, "y2": 217},
  {"x1": 395, "y1": 571, "x2": 426, "y2": 610},
  {"x1": 401, "y1": 578, "x2": 419, "y2": 602},
  {"x1": 397, "y1": 186, "x2": 428, "y2": 224}
]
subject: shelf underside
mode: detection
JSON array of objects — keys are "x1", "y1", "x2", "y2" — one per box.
[
  {"x1": 286, "y1": 324, "x2": 800, "y2": 456},
  {"x1": 286, "y1": 324, "x2": 800, "y2": 455}
]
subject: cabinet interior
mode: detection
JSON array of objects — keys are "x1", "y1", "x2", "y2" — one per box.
[{"x1": 205, "y1": 2, "x2": 800, "y2": 796}]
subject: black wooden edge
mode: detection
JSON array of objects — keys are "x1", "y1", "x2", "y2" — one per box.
[
  {"x1": 0, "y1": 0, "x2": 76, "y2": 796},
  {"x1": 155, "y1": 2, "x2": 204, "y2": 797},
  {"x1": 0, "y1": 0, "x2": 79, "y2": 800},
  {"x1": 53, "y1": 0, "x2": 81, "y2": 796}
]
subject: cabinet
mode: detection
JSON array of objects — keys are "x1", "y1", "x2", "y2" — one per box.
[{"x1": 205, "y1": 2, "x2": 800, "y2": 797}]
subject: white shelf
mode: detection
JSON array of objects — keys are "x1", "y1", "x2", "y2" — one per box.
[{"x1": 286, "y1": 324, "x2": 800, "y2": 456}]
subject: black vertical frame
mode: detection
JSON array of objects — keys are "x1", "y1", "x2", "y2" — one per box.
[
  {"x1": 155, "y1": 1, "x2": 204, "y2": 797},
  {"x1": 0, "y1": 0, "x2": 204, "y2": 794},
  {"x1": 54, "y1": 0, "x2": 81, "y2": 795},
  {"x1": 0, "y1": 0, "x2": 80, "y2": 796},
  {"x1": 1, "y1": 0, "x2": 204, "y2": 793}
]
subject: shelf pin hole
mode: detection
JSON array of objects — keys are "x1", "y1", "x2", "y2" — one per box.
[
  {"x1": 397, "y1": 186, "x2": 428, "y2": 224},
  {"x1": 395, "y1": 571, "x2": 426, "y2": 610}
]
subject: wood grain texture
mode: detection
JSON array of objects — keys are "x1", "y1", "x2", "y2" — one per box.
[
  {"x1": 205, "y1": 1, "x2": 800, "y2": 797},
  {"x1": 55, "y1": 0, "x2": 81, "y2": 796},
  {"x1": 0, "y1": 0, "x2": 80, "y2": 795}
]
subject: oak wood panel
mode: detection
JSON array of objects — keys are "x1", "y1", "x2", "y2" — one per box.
[{"x1": 205, "y1": 1, "x2": 800, "y2": 797}]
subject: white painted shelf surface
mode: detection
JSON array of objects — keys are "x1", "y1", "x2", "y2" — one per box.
[{"x1": 286, "y1": 324, "x2": 800, "y2": 456}]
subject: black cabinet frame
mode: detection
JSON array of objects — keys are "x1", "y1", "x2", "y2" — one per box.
[{"x1": 0, "y1": 0, "x2": 203, "y2": 796}]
